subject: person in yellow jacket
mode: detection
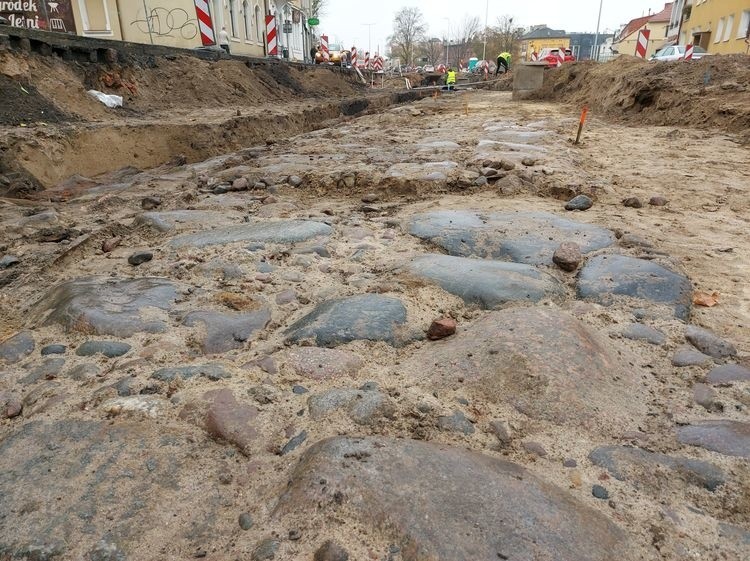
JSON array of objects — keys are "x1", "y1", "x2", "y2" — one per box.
[
  {"x1": 495, "y1": 52, "x2": 512, "y2": 75},
  {"x1": 446, "y1": 68, "x2": 457, "y2": 91}
]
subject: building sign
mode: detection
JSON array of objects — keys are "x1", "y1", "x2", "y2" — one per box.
[{"x1": 0, "y1": 1, "x2": 77, "y2": 33}]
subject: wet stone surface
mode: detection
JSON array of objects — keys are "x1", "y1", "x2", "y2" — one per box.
[
  {"x1": 308, "y1": 388, "x2": 396, "y2": 425},
  {"x1": 0, "y1": 420, "x2": 224, "y2": 560},
  {"x1": 0, "y1": 331, "x2": 35, "y2": 364},
  {"x1": 685, "y1": 325, "x2": 737, "y2": 359},
  {"x1": 169, "y1": 220, "x2": 332, "y2": 249},
  {"x1": 577, "y1": 255, "x2": 692, "y2": 320},
  {"x1": 151, "y1": 363, "x2": 231, "y2": 382},
  {"x1": 672, "y1": 346, "x2": 713, "y2": 367},
  {"x1": 285, "y1": 294, "x2": 415, "y2": 348},
  {"x1": 676, "y1": 420, "x2": 750, "y2": 458},
  {"x1": 589, "y1": 445, "x2": 726, "y2": 492},
  {"x1": 183, "y1": 310, "x2": 271, "y2": 354},
  {"x1": 35, "y1": 277, "x2": 178, "y2": 337},
  {"x1": 76, "y1": 340, "x2": 132, "y2": 358},
  {"x1": 621, "y1": 323, "x2": 667, "y2": 345},
  {"x1": 406, "y1": 254, "x2": 565, "y2": 309},
  {"x1": 407, "y1": 210, "x2": 615, "y2": 266},
  {"x1": 276, "y1": 437, "x2": 634, "y2": 561},
  {"x1": 706, "y1": 364, "x2": 750, "y2": 384}
]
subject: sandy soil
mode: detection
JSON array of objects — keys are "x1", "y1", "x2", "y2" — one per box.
[{"x1": 0, "y1": 71, "x2": 749, "y2": 560}]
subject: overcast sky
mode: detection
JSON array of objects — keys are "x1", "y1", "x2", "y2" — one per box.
[{"x1": 317, "y1": 0, "x2": 670, "y2": 53}]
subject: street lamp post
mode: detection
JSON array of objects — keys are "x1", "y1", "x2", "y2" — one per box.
[
  {"x1": 592, "y1": 0, "x2": 604, "y2": 61},
  {"x1": 362, "y1": 22, "x2": 375, "y2": 57},
  {"x1": 443, "y1": 17, "x2": 450, "y2": 67},
  {"x1": 482, "y1": 0, "x2": 489, "y2": 61}
]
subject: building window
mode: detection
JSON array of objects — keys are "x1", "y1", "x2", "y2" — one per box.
[
  {"x1": 714, "y1": 19, "x2": 724, "y2": 43},
  {"x1": 723, "y1": 14, "x2": 734, "y2": 42},
  {"x1": 229, "y1": 0, "x2": 238, "y2": 37},
  {"x1": 78, "y1": 0, "x2": 111, "y2": 33},
  {"x1": 243, "y1": 0, "x2": 251, "y2": 40},
  {"x1": 739, "y1": 11, "x2": 750, "y2": 40},
  {"x1": 255, "y1": 5, "x2": 263, "y2": 44}
]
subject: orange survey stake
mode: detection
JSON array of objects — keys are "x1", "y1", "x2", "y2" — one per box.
[{"x1": 575, "y1": 106, "x2": 589, "y2": 144}]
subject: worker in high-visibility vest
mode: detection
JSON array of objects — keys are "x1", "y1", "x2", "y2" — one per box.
[
  {"x1": 496, "y1": 52, "x2": 512, "y2": 75},
  {"x1": 446, "y1": 68, "x2": 457, "y2": 90}
]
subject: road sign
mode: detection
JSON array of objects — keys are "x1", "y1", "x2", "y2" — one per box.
[
  {"x1": 308, "y1": 18, "x2": 319, "y2": 26},
  {"x1": 283, "y1": 21, "x2": 293, "y2": 34}
]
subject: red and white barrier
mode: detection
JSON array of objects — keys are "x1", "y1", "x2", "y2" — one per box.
[
  {"x1": 530, "y1": 51, "x2": 539, "y2": 62},
  {"x1": 364, "y1": 51, "x2": 370, "y2": 69},
  {"x1": 351, "y1": 47, "x2": 357, "y2": 67},
  {"x1": 373, "y1": 55, "x2": 383, "y2": 72},
  {"x1": 635, "y1": 29, "x2": 650, "y2": 58},
  {"x1": 556, "y1": 47, "x2": 565, "y2": 67},
  {"x1": 321, "y1": 35, "x2": 330, "y2": 62},
  {"x1": 436, "y1": 64, "x2": 446, "y2": 73},
  {"x1": 266, "y1": 15, "x2": 278, "y2": 57},
  {"x1": 684, "y1": 44, "x2": 694, "y2": 60},
  {"x1": 193, "y1": 0, "x2": 215, "y2": 46}
]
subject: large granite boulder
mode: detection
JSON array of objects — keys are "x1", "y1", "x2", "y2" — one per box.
[
  {"x1": 34, "y1": 277, "x2": 178, "y2": 337},
  {"x1": 275, "y1": 436, "x2": 635, "y2": 561},
  {"x1": 406, "y1": 254, "x2": 565, "y2": 309},
  {"x1": 285, "y1": 295, "x2": 416, "y2": 348},
  {"x1": 577, "y1": 255, "x2": 692, "y2": 320},
  {"x1": 407, "y1": 210, "x2": 615, "y2": 265},
  {"x1": 169, "y1": 220, "x2": 332, "y2": 249},
  {"x1": 401, "y1": 307, "x2": 646, "y2": 428},
  {"x1": 132, "y1": 210, "x2": 229, "y2": 233},
  {"x1": 183, "y1": 310, "x2": 271, "y2": 354},
  {"x1": 0, "y1": 420, "x2": 226, "y2": 560}
]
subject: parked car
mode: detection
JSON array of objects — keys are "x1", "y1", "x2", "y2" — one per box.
[
  {"x1": 650, "y1": 45, "x2": 711, "y2": 61},
  {"x1": 538, "y1": 48, "x2": 576, "y2": 68},
  {"x1": 423, "y1": 64, "x2": 435, "y2": 73}
]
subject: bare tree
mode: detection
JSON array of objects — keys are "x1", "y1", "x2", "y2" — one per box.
[
  {"x1": 419, "y1": 37, "x2": 444, "y2": 65},
  {"x1": 310, "y1": 0, "x2": 326, "y2": 17},
  {"x1": 452, "y1": 15, "x2": 481, "y2": 65},
  {"x1": 389, "y1": 7, "x2": 427, "y2": 66},
  {"x1": 480, "y1": 16, "x2": 525, "y2": 60}
]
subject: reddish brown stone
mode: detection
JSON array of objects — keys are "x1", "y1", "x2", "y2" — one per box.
[
  {"x1": 427, "y1": 317, "x2": 457, "y2": 340},
  {"x1": 553, "y1": 242, "x2": 582, "y2": 272},
  {"x1": 204, "y1": 389, "x2": 259, "y2": 455},
  {"x1": 102, "y1": 237, "x2": 122, "y2": 253}
]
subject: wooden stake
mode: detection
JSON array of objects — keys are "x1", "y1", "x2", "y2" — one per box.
[{"x1": 574, "y1": 106, "x2": 589, "y2": 145}]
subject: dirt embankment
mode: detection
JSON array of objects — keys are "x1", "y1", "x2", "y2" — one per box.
[
  {"x1": 0, "y1": 48, "x2": 376, "y2": 195},
  {"x1": 531, "y1": 55, "x2": 750, "y2": 138}
]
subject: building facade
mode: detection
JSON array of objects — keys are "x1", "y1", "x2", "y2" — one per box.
[
  {"x1": 0, "y1": 1, "x2": 316, "y2": 60},
  {"x1": 613, "y1": 3, "x2": 673, "y2": 58},
  {"x1": 670, "y1": 0, "x2": 750, "y2": 52},
  {"x1": 520, "y1": 26, "x2": 570, "y2": 60}
]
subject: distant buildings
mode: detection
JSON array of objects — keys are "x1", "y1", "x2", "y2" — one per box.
[
  {"x1": 670, "y1": 0, "x2": 750, "y2": 53},
  {"x1": 0, "y1": 0, "x2": 318, "y2": 61},
  {"x1": 520, "y1": 25, "x2": 611, "y2": 61},
  {"x1": 613, "y1": 3, "x2": 673, "y2": 58}
]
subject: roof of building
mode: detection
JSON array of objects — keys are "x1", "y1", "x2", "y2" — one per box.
[
  {"x1": 618, "y1": 3, "x2": 673, "y2": 41},
  {"x1": 521, "y1": 27, "x2": 568, "y2": 40},
  {"x1": 649, "y1": 3, "x2": 673, "y2": 23}
]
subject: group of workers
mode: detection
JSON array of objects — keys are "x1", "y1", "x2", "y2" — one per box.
[{"x1": 443, "y1": 51, "x2": 511, "y2": 90}]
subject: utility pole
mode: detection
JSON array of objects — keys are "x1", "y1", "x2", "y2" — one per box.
[
  {"x1": 592, "y1": 0, "x2": 604, "y2": 61},
  {"x1": 482, "y1": 0, "x2": 489, "y2": 61},
  {"x1": 443, "y1": 17, "x2": 450, "y2": 66},
  {"x1": 362, "y1": 22, "x2": 375, "y2": 56}
]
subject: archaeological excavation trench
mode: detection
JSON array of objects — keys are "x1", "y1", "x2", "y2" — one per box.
[{"x1": 1, "y1": 41, "x2": 750, "y2": 561}]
